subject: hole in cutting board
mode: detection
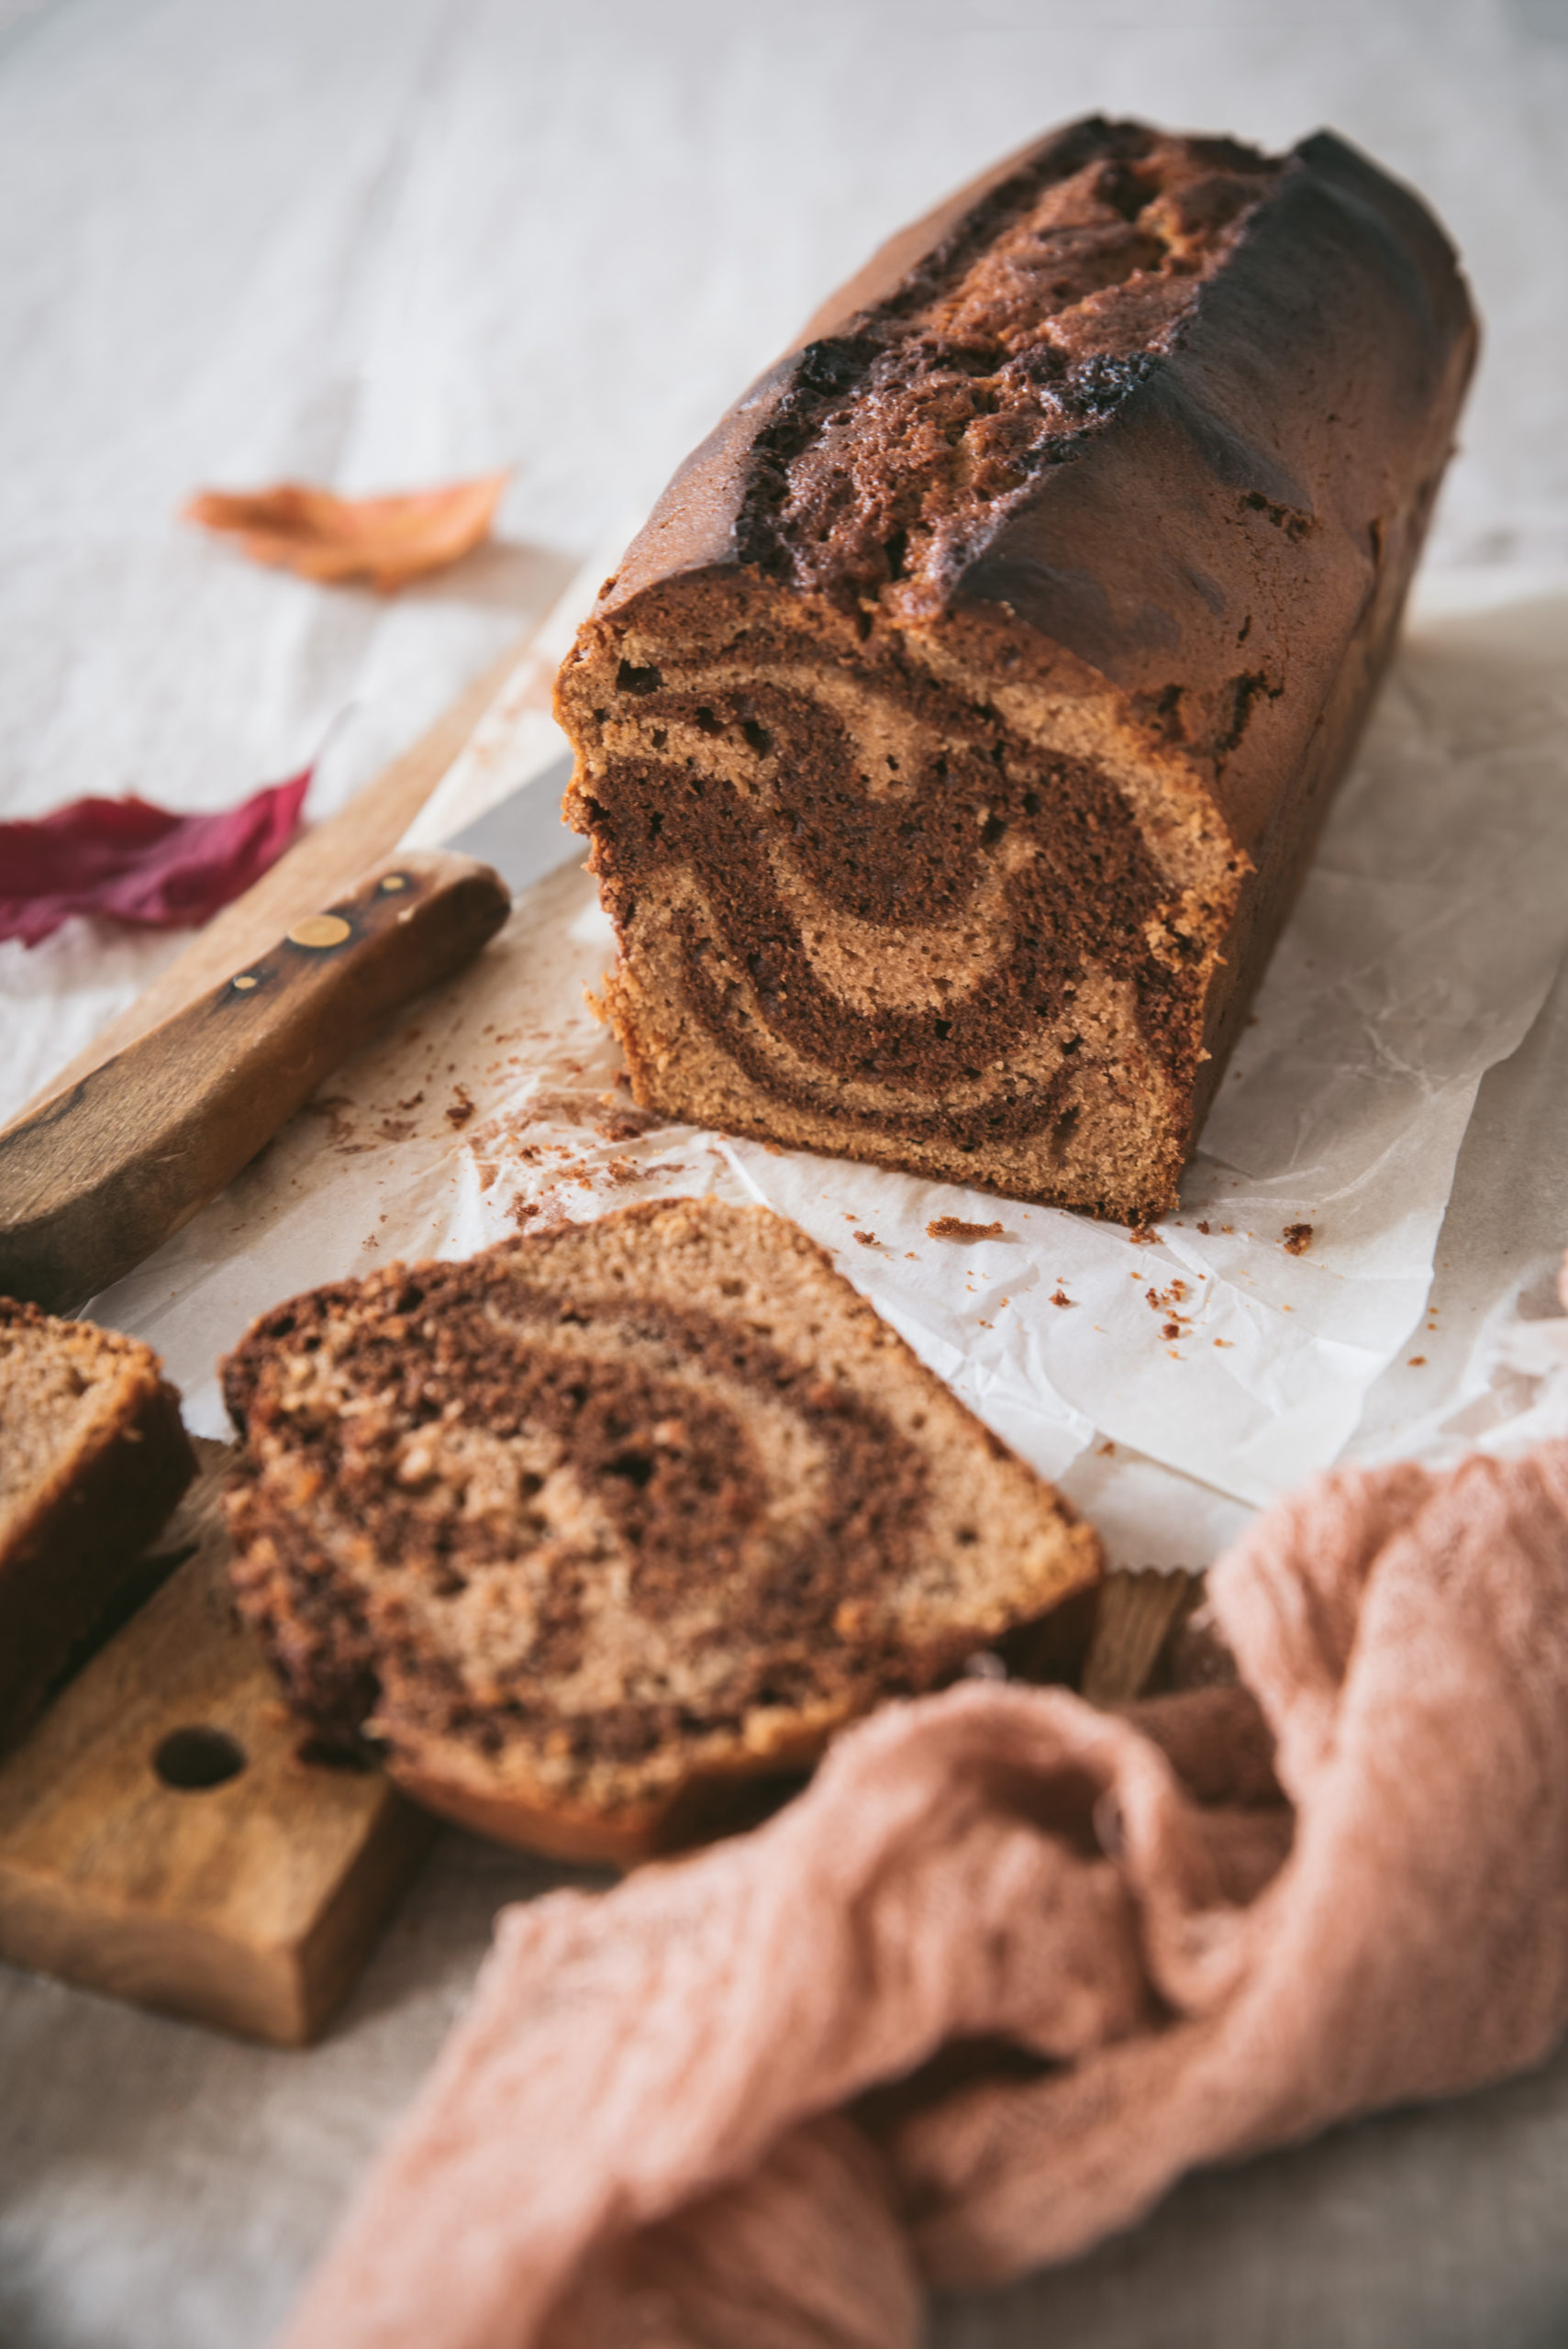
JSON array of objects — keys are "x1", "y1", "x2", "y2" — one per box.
[{"x1": 153, "y1": 1726, "x2": 247, "y2": 1790}]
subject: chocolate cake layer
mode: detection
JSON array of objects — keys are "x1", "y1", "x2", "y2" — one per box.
[
  {"x1": 556, "y1": 118, "x2": 1476, "y2": 1222},
  {"x1": 221, "y1": 1199, "x2": 1100, "y2": 1863}
]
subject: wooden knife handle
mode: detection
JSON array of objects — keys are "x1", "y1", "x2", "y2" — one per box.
[{"x1": 0, "y1": 850, "x2": 510, "y2": 1314}]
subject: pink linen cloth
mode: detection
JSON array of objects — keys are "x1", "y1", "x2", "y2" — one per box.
[{"x1": 282, "y1": 1437, "x2": 1568, "y2": 2349}]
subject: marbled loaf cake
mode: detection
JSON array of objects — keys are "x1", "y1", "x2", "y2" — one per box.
[
  {"x1": 220, "y1": 1198, "x2": 1099, "y2": 1865},
  {"x1": 555, "y1": 117, "x2": 1476, "y2": 1223}
]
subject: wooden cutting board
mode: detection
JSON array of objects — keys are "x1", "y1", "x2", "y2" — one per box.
[{"x1": 0, "y1": 1441, "x2": 435, "y2": 2044}]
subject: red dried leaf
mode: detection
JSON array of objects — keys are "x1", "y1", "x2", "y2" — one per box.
[
  {"x1": 0, "y1": 770, "x2": 309, "y2": 948},
  {"x1": 183, "y1": 472, "x2": 510, "y2": 591}
]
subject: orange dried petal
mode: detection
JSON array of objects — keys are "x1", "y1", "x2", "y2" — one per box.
[{"x1": 183, "y1": 471, "x2": 511, "y2": 591}]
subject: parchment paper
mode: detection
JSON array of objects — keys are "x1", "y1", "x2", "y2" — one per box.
[{"x1": 92, "y1": 572, "x2": 1568, "y2": 1561}]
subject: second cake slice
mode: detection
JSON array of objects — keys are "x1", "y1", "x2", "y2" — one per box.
[{"x1": 221, "y1": 1197, "x2": 1099, "y2": 1862}]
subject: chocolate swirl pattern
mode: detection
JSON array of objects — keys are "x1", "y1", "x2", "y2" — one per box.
[
  {"x1": 557, "y1": 117, "x2": 1476, "y2": 1224},
  {"x1": 221, "y1": 1200, "x2": 1099, "y2": 1862},
  {"x1": 566, "y1": 606, "x2": 1240, "y2": 1222}
]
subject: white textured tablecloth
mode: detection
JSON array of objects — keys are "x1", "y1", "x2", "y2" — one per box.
[{"x1": 5, "y1": 4, "x2": 1568, "y2": 2343}]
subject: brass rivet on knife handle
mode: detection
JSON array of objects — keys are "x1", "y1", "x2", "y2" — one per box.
[
  {"x1": 287, "y1": 913, "x2": 353, "y2": 951},
  {"x1": 0, "y1": 849, "x2": 511, "y2": 1317}
]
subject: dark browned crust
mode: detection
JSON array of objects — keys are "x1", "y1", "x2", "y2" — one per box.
[
  {"x1": 221, "y1": 1200, "x2": 1101, "y2": 1859},
  {"x1": 556, "y1": 118, "x2": 1477, "y2": 1223},
  {"x1": 0, "y1": 1301, "x2": 195, "y2": 1745},
  {"x1": 392, "y1": 1744, "x2": 822, "y2": 1868}
]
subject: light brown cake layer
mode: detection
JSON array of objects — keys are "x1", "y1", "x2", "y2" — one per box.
[
  {"x1": 556, "y1": 117, "x2": 1476, "y2": 1223},
  {"x1": 221, "y1": 1199, "x2": 1100, "y2": 1863}
]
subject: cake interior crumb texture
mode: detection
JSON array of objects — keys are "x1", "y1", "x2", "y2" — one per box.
[
  {"x1": 556, "y1": 117, "x2": 1476, "y2": 1224},
  {"x1": 221, "y1": 1199, "x2": 1100, "y2": 1861},
  {"x1": 0, "y1": 1300, "x2": 195, "y2": 1739}
]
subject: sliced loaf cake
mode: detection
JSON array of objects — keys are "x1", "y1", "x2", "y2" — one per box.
[
  {"x1": 555, "y1": 118, "x2": 1475, "y2": 1223},
  {"x1": 221, "y1": 1197, "x2": 1100, "y2": 1863}
]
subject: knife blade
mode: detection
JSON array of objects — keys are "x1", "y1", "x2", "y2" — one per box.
[{"x1": 431, "y1": 749, "x2": 581, "y2": 896}]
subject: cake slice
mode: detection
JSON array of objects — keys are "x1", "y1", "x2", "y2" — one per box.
[
  {"x1": 555, "y1": 117, "x2": 1475, "y2": 1223},
  {"x1": 0, "y1": 1300, "x2": 195, "y2": 1743},
  {"x1": 220, "y1": 1198, "x2": 1100, "y2": 1863}
]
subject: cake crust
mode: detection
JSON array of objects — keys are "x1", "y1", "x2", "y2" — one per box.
[
  {"x1": 221, "y1": 1199, "x2": 1100, "y2": 1863},
  {"x1": 0, "y1": 1299, "x2": 195, "y2": 1742},
  {"x1": 556, "y1": 118, "x2": 1476, "y2": 1223}
]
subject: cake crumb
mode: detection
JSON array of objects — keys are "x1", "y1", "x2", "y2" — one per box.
[
  {"x1": 853, "y1": 1230, "x2": 878, "y2": 1248},
  {"x1": 1051, "y1": 1287, "x2": 1073, "y2": 1308},
  {"x1": 1098, "y1": 1441, "x2": 1116, "y2": 1456},
  {"x1": 306, "y1": 1093, "x2": 356, "y2": 1147},
  {"x1": 1129, "y1": 1226, "x2": 1157, "y2": 1245},
  {"x1": 927, "y1": 1217, "x2": 1004, "y2": 1242},
  {"x1": 1408, "y1": 1354, "x2": 1427, "y2": 1366},
  {"x1": 445, "y1": 1087, "x2": 475, "y2": 1130},
  {"x1": 1282, "y1": 1222, "x2": 1314, "y2": 1255},
  {"x1": 1162, "y1": 1320, "x2": 1183, "y2": 1341},
  {"x1": 595, "y1": 1109, "x2": 656, "y2": 1143},
  {"x1": 508, "y1": 1197, "x2": 540, "y2": 1226}
]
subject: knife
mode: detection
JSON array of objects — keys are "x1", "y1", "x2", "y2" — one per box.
[{"x1": 0, "y1": 576, "x2": 597, "y2": 1319}]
